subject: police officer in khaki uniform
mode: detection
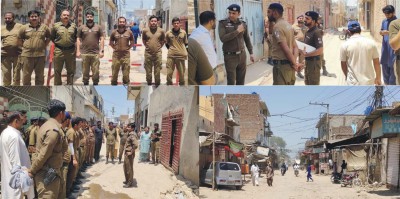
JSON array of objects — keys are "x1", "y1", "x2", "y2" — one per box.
[
  {"x1": 292, "y1": 15, "x2": 308, "y2": 79},
  {"x1": 18, "y1": 10, "x2": 51, "y2": 86},
  {"x1": 59, "y1": 112, "x2": 71, "y2": 199},
  {"x1": 104, "y1": 122, "x2": 117, "y2": 163},
  {"x1": 165, "y1": 17, "x2": 188, "y2": 85},
  {"x1": 267, "y1": 3, "x2": 303, "y2": 85},
  {"x1": 77, "y1": 11, "x2": 105, "y2": 85},
  {"x1": 142, "y1": 15, "x2": 166, "y2": 86},
  {"x1": 219, "y1": 4, "x2": 254, "y2": 85},
  {"x1": 1, "y1": 12, "x2": 23, "y2": 86},
  {"x1": 300, "y1": 11, "x2": 324, "y2": 85},
  {"x1": 109, "y1": 17, "x2": 134, "y2": 85},
  {"x1": 119, "y1": 125, "x2": 129, "y2": 164},
  {"x1": 28, "y1": 99, "x2": 67, "y2": 198},
  {"x1": 51, "y1": 10, "x2": 77, "y2": 85},
  {"x1": 27, "y1": 117, "x2": 38, "y2": 154},
  {"x1": 86, "y1": 124, "x2": 96, "y2": 165},
  {"x1": 123, "y1": 123, "x2": 138, "y2": 188},
  {"x1": 66, "y1": 117, "x2": 81, "y2": 195},
  {"x1": 389, "y1": 18, "x2": 400, "y2": 84}
]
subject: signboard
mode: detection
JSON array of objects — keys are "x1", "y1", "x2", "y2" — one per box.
[
  {"x1": 312, "y1": 147, "x2": 324, "y2": 154},
  {"x1": 382, "y1": 113, "x2": 400, "y2": 134},
  {"x1": 257, "y1": 146, "x2": 270, "y2": 156}
]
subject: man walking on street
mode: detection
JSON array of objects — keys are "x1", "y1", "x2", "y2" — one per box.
[
  {"x1": 267, "y1": 3, "x2": 303, "y2": 85},
  {"x1": 340, "y1": 21, "x2": 382, "y2": 85},
  {"x1": 300, "y1": 11, "x2": 324, "y2": 85},
  {"x1": 51, "y1": 9, "x2": 77, "y2": 85},
  {"x1": 28, "y1": 99, "x2": 67, "y2": 198},
  {"x1": 18, "y1": 10, "x2": 51, "y2": 85},
  {"x1": 292, "y1": 15, "x2": 307, "y2": 79},
  {"x1": 123, "y1": 123, "x2": 138, "y2": 188},
  {"x1": 306, "y1": 164, "x2": 314, "y2": 182},
  {"x1": 77, "y1": 11, "x2": 105, "y2": 85},
  {"x1": 219, "y1": 4, "x2": 254, "y2": 85},
  {"x1": 165, "y1": 17, "x2": 188, "y2": 85},
  {"x1": 109, "y1": 17, "x2": 134, "y2": 85},
  {"x1": 1, "y1": 12, "x2": 23, "y2": 86},
  {"x1": 142, "y1": 15, "x2": 165, "y2": 86},
  {"x1": 380, "y1": 5, "x2": 397, "y2": 85},
  {"x1": 130, "y1": 22, "x2": 141, "y2": 51},
  {"x1": 266, "y1": 163, "x2": 274, "y2": 186}
]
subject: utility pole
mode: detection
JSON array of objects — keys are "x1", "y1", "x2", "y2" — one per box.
[
  {"x1": 111, "y1": 106, "x2": 115, "y2": 122},
  {"x1": 309, "y1": 102, "x2": 329, "y2": 141},
  {"x1": 373, "y1": 86, "x2": 384, "y2": 109}
]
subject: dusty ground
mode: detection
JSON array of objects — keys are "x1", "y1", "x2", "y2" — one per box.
[{"x1": 199, "y1": 169, "x2": 400, "y2": 199}]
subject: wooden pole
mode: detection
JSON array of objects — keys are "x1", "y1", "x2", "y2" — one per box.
[{"x1": 212, "y1": 131, "x2": 216, "y2": 190}]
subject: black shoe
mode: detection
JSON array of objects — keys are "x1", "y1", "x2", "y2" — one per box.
[
  {"x1": 322, "y1": 69, "x2": 329, "y2": 76},
  {"x1": 72, "y1": 185, "x2": 80, "y2": 191},
  {"x1": 75, "y1": 180, "x2": 82, "y2": 185},
  {"x1": 297, "y1": 72, "x2": 304, "y2": 79},
  {"x1": 123, "y1": 181, "x2": 128, "y2": 184},
  {"x1": 123, "y1": 183, "x2": 133, "y2": 188}
]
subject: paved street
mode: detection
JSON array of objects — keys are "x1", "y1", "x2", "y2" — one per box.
[{"x1": 199, "y1": 169, "x2": 399, "y2": 199}]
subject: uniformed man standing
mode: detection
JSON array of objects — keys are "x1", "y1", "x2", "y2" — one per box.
[
  {"x1": 123, "y1": 123, "x2": 138, "y2": 188},
  {"x1": 300, "y1": 11, "x2": 324, "y2": 85},
  {"x1": 87, "y1": 124, "x2": 96, "y2": 165},
  {"x1": 77, "y1": 11, "x2": 105, "y2": 85},
  {"x1": 51, "y1": 9, "x2": 77, "y2": 85},
  {"x1": 18, "y1": 10, "x2": 51, "y2": 85},
  {"x1": 109, "y1": 17, "x2": 134, "y2": 85},
  {"x1": 119, "y1": 125, "x2": 129, "y2": 164},
  {"x1": 267, "y1": 3, "x2": 303, "y2": 85},
  {"x1": 104, "y1": 122, "x2": 117, "y2": 163},
  {"x1": 1, "y1": 12, "x2": 23, "y2": 86},
  {"x1": 165, "y1": 17, "x2": 188, "y2": 85},
  {"x1": 94, "y1": 120, "x2": 104, "y2": 162},
  {"x1": 142, "y1": 15, "x2": 166, "y2": 86},
  {"x1": 66, "y1": 117, "x2": 81, "y2": 196},
  {"x1": 389, "y1": 14, "x2": 400, "y2": 84},
  {"x1": 27, "y1": 117, "x2": 38, "y2": 155},
  {"x1": 292, "y1": 15, "x2": 308, "y2": 79},
  {"x1": 219, "y1": 4, "x2": 254, "y2": 85},
  {"x1": 28, "y1": 99, "x2": 67, "y2": 198},
  {"x1": 59, "y1": 112, "x2": 71, "y2": 199}
]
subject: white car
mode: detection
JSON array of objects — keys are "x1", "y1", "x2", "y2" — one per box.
[{"x1": 201, "y1": 161, "x2": 243, "y2": 190}]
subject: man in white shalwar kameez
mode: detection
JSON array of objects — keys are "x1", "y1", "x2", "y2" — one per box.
[
  {"x1": 251, "y1": 163, "x2": 260, "y2": 186},
  {"x1": 0, "y1": 111, "x2": 34, "y2": 199}
]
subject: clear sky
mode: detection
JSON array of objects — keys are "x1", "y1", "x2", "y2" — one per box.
[
  {"x1": 95, "y1": 86, "x2": 135, "y2": 118},
  {"x1": 200, "y1": 86, "x2": 400, "y2": 158},
  {"x1": 125, "y1": 0, "x2": 155, "y2": 10}
]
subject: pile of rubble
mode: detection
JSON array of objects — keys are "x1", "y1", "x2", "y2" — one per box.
[{"x1": 160, "y1": 175, "x2": 199, "y2": 199}]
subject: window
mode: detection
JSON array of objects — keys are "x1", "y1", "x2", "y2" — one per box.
[{"x1": 219, "y1": 163, "x2": 240, "y2": 171}]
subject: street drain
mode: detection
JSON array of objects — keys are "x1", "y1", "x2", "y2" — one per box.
[{"x1": 83, "y1": 183, "x2": 132, "y2": 199}]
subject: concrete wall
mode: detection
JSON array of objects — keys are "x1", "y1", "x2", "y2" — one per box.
[
  {"x1": 318, "y1": 115, "x2": 365, "y2": 141},
  {"x1": 1, "y1": 0, "x2": 38, "y2": 24},
  {"x1": 51, "y1": 86, "x2": 85, "y2": 118},
  {"x1": 148, "y1": 86, "x2": 199, "y2": 185}
]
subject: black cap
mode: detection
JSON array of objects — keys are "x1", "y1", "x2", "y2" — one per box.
[
  {"x1": 268, "y1": 3, "x2": 284, "y2": 12},
  {"x1": 30, "y1": 117, "x2": 38, "y2": 122},
  {"x1": 47, "y1": 99, "x2": 66, "y2": 117},
  {"x1": 227, "y1": 4, "x2": 240, "y2": 12},
  {"x1": 305, "y1": 11, "x2": 319, "y2": 21}
]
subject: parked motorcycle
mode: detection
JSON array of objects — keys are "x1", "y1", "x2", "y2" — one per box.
[
  {"x1": 341, "y1": 171, "x2": 361, "y2": 187},
  {"x1": 331, "y1": 172, "x2": 342, "y2": 184}
]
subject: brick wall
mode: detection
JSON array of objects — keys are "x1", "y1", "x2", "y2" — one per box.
[{"x1": 213, "y1": 94, "x2": 264, "y2": 144}]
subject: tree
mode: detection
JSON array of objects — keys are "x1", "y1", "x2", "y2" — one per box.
[{"x1": 270, "y1": 136, "x2": 290, "y2": 163}]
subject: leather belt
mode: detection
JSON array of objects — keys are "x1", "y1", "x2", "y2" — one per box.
[
  {"x1": 224, "y1": 50, "x2": 243, "y2": 55},
  {"x1": 272, "y1": 60, "x2": 291, "y2": 65},
  {"x1": 305, "y1": 56, "x2": 320, "y2": 61},
  {"x1": 55, "y1": 44, "x2": 75, "y2": 50}
]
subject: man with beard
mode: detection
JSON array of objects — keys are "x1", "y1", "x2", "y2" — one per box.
[
  {"x1": 219, "y1": 4, "x2": 254, "y2": 85},
  {"x1": 380, "y1": 5, "x2": 397, "y2": 85},
  {"x1": 142, "y1": 15, "x2": 166, "y2": 86},
  {"x1": 77, "y1": 11, "x2": 105, "y2": 85},
  {"x1": 299, "y1": 11, "x2": 324, "y2": 85},
  {"x1": 165, "y1": 17, "x2": 188, "y2": 85},
  {"x1": 109, "y1": 17, "x2": 134, "y2": 85},
  {"x1": 268, "y1": 3, "x2": 303, "y2": 85},
  {"x1": 18, "y1": 10, "x2": 51, "y2": 85},
  {"x1": 1, "y1": 12, "x2": 23, "y2": 86},
  {"x1": 51, "y1": 9, "x2": 77, "y2": 85},
  {"x1": 188, "y1": 11, "x2": 216, "y2": 85},
  {"x1": 292, "y1": 15, "x2": 308, "y2": 79},
  {"x1": 94, "y1": 121, "x2": 104, "y2": 162},
  {"x1": 104, "y1": 122, "x2": 117, "y2": 163},
  {"x1": 28, "y1": 99, "x2": 68, "y2": 198}
]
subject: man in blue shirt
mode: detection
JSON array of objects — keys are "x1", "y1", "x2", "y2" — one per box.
[
  {"x1": 380, "y1": 5, "x2": 397, "y2": 85},
  {"x1": 130, "y1": 22, "x2": 141, "y2": 51}
]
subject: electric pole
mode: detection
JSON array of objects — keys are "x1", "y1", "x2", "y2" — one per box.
[
  {"x1": 373, "y1": 86, "x2": 384, "y2": 109},
  {"x1": 310, "y1": 102, "x2": 329, "y2": 141}
]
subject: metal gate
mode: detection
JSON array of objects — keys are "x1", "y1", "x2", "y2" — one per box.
[
  {"x1": 215, "y1": 0, "x2": 264, "y2": 65},
  {"x1": 160, "y1": 108, "x2": 184, "y2": 174},
  {"x1": 8, "y1": 97, "x2": 49, "y2": 126},
  {"x1": 387, "y1": 137, "x2": 400, "y2": 189}
]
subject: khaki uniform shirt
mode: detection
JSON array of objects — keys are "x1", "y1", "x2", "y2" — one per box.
[
  {"x1": 389, "y1": 19, "x2": 400, "y2": 56},
  {"x1": 61, "y1": 128, "x2": 71, "y2": 164},
  {"x1": 77, "y1": 24, "x2": 104, "y2": 54},
  {"x1": 142, "y1": 27, "x2": 165, "y2": 55},
  {"x1": 51, "y1": 22, "x2": 77, "y2": 48},
  {"x1": 218, "y1": 18, "x2": 253, "y2": 54},
  {"x1": 66, "y1": 128, "x2": 79, "y2": 156},
  {"x1": 28, "y1": 125, "x2": 38, "y2": 146},
  {"x1": 270, "y1": 18, "x2": 296, "y2": 60},
  {"x1": 105, "y1": 128, "x2": 117, "y2": 145},
  {"x1": 165, "y1": 29, "x2": 188, "y2": 59},
  {"x1": 30, "y1": 118, "x2": 65, "y2": 176},
  {"x1": 110, "y1": 29, "x2": 134, "y2": 57},
  {"x1": 304, "y1": 26, "x2": 323, "y2": 49},
  {"x1": 18, "y1": 23, "x2": 50, "y2": 57},
  {"x1": 188, "y1": 38, "x2": 214, "y2": 85},
  {"x1": 1, "y1": 22, "x2": 23, "y2": 56},
  {"x1": 292, "y1": 23, "x2": 308, "y2": 42},
  {"x1": 119, "y1": 131, "x2": 129, "y2": 145},
  {"x1": 124, "y1": 132, "x2": 138, "y2": 156}
]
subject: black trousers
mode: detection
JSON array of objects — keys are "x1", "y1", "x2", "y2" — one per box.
[{"x1": 94, "y1": 140, "x2": 102, "y2": 161}]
